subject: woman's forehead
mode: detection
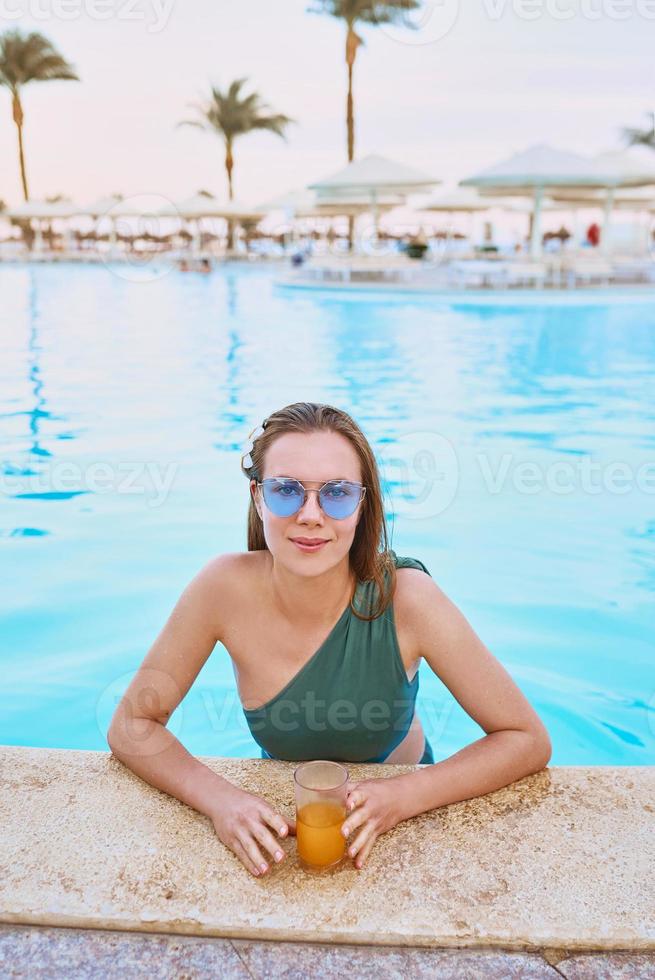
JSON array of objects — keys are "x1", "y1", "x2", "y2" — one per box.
[{"x1": 264, "y1": 431, "x2": 361, "y2": 479}]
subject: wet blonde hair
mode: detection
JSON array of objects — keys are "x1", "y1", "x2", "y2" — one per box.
[{"x1": 240, "y1": 401, "x2": 396, "y2": 621}]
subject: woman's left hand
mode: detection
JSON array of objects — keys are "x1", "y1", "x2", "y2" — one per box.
[{"x1": 341, "y1": 776, "x2": 408, "y2": 869}]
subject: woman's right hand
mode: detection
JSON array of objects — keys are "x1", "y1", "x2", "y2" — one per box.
[{"x1": 209, "y1": 784, "x2": 296, "y2": 877}]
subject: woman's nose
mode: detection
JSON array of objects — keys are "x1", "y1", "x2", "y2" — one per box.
[{"x1": 296, "y1": 488, "x2": 324, "y2": 521}]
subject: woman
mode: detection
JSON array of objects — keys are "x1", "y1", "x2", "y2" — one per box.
[{"x1": 108, "y1": 402, "x2": 551, "y2": 878}]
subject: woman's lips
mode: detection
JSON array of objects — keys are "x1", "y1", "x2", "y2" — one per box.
[{"x1": 291, "y1": 539, "x2": 329, "y2": 552}]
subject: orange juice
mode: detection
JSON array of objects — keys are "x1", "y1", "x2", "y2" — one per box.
[{"x1": 297, "y1": 800, "x2": 346, "y2": 868}]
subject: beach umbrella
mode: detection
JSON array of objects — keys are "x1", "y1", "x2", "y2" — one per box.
[
  {"x1": 462, "y1": 144, "x2": 655, "y2": 256},
  {"x1": 166, "y1": 196, "x2": 265, "y2": 254},
  {"x1": 460, "y1": 144, "x2": 620, "y2": 257},
  {"x1": 501, "y1": 196, "x2": 561, "y2": 213},
  {"x1": 611, "y1": 189, "x2": 655, "y2": 212},
  {"x1": 256, "y1": 188, "x2": 317, "y2": 215},
  {"x1": 548, "y1": 187, "x2": 655, "y2": 210},
  {"x1": 172, "y1": 195, "x2": 265, "y2": 221},
  {"x1": 81, "y1": 195, "x2": 125, "y2": 218},
  {"x1": 418, "y1": 187, "x2": 506, "y2": 243},
  {"x1": 256, "y1": 187, "x2": 403, "y2": 249},
  {"x1": 593, "y1": 149, "x2": 655, "y2": 188},
  {"x1": 589, "y1": 150, "x2": 655, "y2": 248},
  {"x1": 77, "y1": 197, "x2": 126, "y2": 254},
  {"x1": 310, "y1": 193, "x2": 404, "y2": 216},
  {"x1": 5, "y1": 199, "x2": 82, "y2": 220},
  {"x1": 308, "y1": 154, "x2": 438, "y2": 236},
  {"x1": 545, "y1": 153, "x2": 655, "y2": 246},
  {"x1": 419, "y1": 187, "x2": 494, "y2": 214},
  {"x1": 5, "y1": 199, "x2": 83, "y2": 252}
]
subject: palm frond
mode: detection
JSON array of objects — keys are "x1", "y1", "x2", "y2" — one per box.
[
  {"x1": 622, "y1": 111, "x2": 655, "y2": 150},
  {"x1": 0, "y1": 29, "x2": 78, "y2": 89},
  {"x1": 251, "y1": 113, "x2": 295, "y2": 140},
  {"x1": 177, "y1": 78, "x2": 294, "y2": 143},
  {"x1": 176, "y1": 118, "x2": 208, "y2": 131},
  {"x1": 308, "y1": 0, "x2": 420, "y2": 27}
]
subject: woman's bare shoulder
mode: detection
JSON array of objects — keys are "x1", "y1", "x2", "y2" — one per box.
[
  {"x1": 392, "y1": 564, "x2": 446, "y2": 650},
  {"x1": 200, "y1": 550, "x2": 270, "y2": 637},
  {"x1": 201, "y1": 550, "x2": 270, "y2": 593}
]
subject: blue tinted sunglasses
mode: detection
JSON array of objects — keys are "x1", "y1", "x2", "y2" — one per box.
[{"x1": 257, "y1": 478, "x2": 366, "y2": 519}]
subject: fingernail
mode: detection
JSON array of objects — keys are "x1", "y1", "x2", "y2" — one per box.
[
  {"x1": 260, "y1": 863, "x2": 268, "y2": 873},
  {"x1": 349, "y1": 847, "x2": 355, "y2": 857},
  {"x1": 342, "y1": 826, "x2": 348, "y2": 837},
  {"x1": 252, "y1": 868, "x2": 260, "y2": 877},
  {"x1": 279, "y1": 825, "x2": 287, "y2": 836},
  {"x1": 275, "y1": 850, "x2": 283, "y2": 861}
]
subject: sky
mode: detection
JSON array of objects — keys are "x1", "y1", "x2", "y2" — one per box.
[{"x1": 0, "y1": 0, "x2": 654, "y2": 208}]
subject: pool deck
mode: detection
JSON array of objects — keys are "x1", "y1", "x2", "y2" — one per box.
[{"x1": 1, "y1": 747, "x2": 653, "y2": 976}]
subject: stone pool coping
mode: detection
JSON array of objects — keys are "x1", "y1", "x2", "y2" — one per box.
[
  {"x1": 1, "y1": 747, "x2": 653, "y2": 952},
  {"x1": 3, "y1": 926, "x2": 655, "y2": 978}
]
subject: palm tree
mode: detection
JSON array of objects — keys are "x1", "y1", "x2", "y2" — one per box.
[
  {"x1": 622, "y1": 111, "x2": 655, "y2": 151},
  {"x1": 308, "y1": 1, "x2": 420, "y2": 163},
  {"x1": 178, "y1": 78, "x2": 294, "y2": 201},
  {"x1": 0, "y1": 30, "x2": 79, "y2": 201}
]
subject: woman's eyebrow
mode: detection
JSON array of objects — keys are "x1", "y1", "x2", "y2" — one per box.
[{"x1": 273, "y1": 475, "x2": 353, "y2": 482}]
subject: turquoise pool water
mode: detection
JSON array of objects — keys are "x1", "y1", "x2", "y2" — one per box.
[{"x1": 1, "y1": 262, "x2": 653, "y2": 765}]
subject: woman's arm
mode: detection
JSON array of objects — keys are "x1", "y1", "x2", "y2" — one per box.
[
  {"x1": 342, "y1": 570, "x2": 551, "y2": 867},
  {"x1": 107, "y1": 554, "x2": 294, "y2": 877},
  {"x1": 391, "y1": 568, "x2": 552, "y2": 820},
  {"x1": 107, "y1": 554, "x2": 236, "y2": 811}
]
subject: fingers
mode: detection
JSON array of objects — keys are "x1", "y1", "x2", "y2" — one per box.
[
  {"x1": 262, "y1": 810, "x2": 296, "y2": 837},
  {"x1": 260, "y1": 806, "x2": 292, "y2": 840},
  {"x1": 341, "y1": 802, "x2": 368, "y2": 839},
  {"x1": 232, "y1": 837, "x2": 264, "y2": 878},
  {"x1": 249, "y1": 819, "x2": 286, "y2": 866},
  {"x1": 346, "y1": 815, "x2": 370, "y2": 853},
  {"x1": 351, "y1": 828, "x2": 376, "y2": 869},
  {"x1": 346, "y1": 779, "x2": 371, "y2": 813},
  {"x1": 345, "y1": 783, "x2": 361, "y2": 812},
  {"x1": 235, "y1": 823, "x2": 281, "y2": 877}
]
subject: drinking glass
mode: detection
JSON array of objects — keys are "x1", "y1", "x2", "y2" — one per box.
[{"x1": 293, "y1": 760, "x2": 349, "y2": 871}]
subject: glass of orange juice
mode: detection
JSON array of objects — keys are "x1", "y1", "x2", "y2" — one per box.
[{"x1": 294, "y1": 760, "x2": 349, "y2": 871}]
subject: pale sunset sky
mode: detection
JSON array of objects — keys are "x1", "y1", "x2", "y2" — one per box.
[{"x1": 0, "y1": 0, "x2": 653, "y2": 207}]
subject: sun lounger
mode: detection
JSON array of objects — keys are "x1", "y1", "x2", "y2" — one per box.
[
  {"x1": 561, "y1": 259, "x2": 613, "y2": 288},
  {"x1": 610, "y1": 257, "x2": 655, "y2": 284}
]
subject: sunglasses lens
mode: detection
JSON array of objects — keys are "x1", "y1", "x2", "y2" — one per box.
[
  {"x1": 262, "y1": 479, "x2": 305, "y2": 516},
  {"x1": 319, "y1": 481, "x2": 361, "y2": 519},
  {"x1": 261, "y1": 480, "x2": 362, "y2": 519}
]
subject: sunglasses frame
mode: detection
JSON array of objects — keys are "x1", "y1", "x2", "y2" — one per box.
[{"x1": 256, "y1": 478, "x2": 367, "y2": 520}]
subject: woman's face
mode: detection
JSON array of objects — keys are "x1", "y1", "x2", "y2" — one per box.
[{"x1": 250, "y1": 430, "x2": 365, "y2": 573}]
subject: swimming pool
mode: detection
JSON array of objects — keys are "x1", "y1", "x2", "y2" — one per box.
[{"x1": 1, "y1": 261, "x2": 653, "y2": 765}]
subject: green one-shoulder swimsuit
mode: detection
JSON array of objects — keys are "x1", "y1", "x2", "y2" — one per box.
[{"x1": 242, "y1": 550, "x2": 435, "y2": 764}]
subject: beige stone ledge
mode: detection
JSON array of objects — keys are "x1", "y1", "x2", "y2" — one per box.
[{"x1": 1, "y1": 747, "x2": 653, "y2": 952}]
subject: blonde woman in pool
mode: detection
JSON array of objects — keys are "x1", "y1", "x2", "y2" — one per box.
[{"x1": 108, "y1": 402, "x2": 551, "y2": 877}]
